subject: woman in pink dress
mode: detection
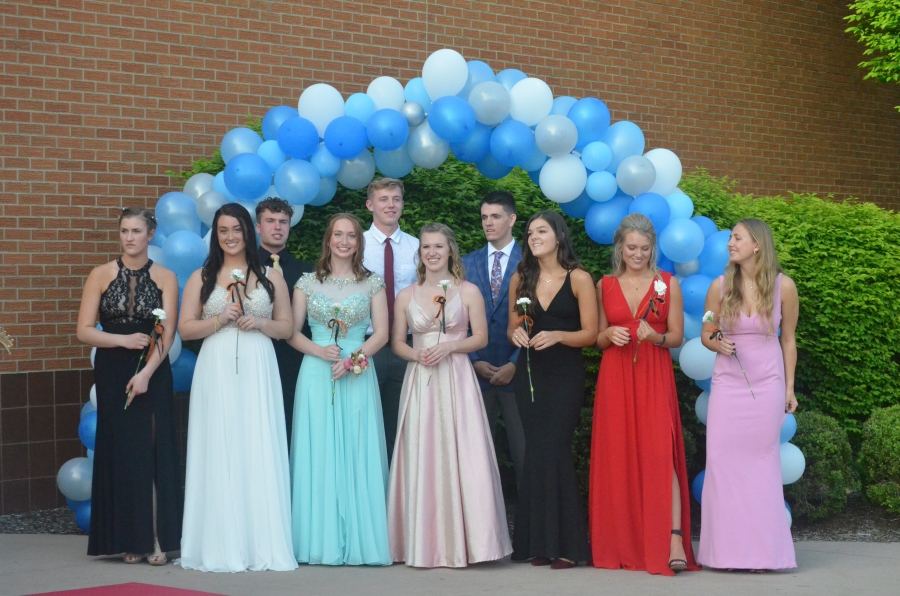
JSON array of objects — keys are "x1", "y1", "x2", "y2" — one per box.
[
  {"x1": 387, "y1": 223, "x2": 512, "y2": 568},
  {"x1": 697, "y1": 218, "x2": 799, "y2": 571}
]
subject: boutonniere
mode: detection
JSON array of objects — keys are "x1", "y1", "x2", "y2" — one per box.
[
  {"x1": 515, "y1": 297, "x2": 535, "y2": 402},
  {"x1": 703, "y1": 310, "x2": 755, "y2": 398}
]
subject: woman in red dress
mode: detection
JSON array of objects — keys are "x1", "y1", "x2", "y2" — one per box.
[{"x1": 588, "y1": 213, "x2": 699, "y2": 575}]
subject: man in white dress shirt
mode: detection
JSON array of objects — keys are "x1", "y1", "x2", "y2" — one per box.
[{"x1": 362, "y1": 177, "x2": 419, "y2": 463}]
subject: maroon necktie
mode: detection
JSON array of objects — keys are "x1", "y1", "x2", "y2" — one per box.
[{"x1": 384, "y1": 239, "x2": 395, "y2": 337}]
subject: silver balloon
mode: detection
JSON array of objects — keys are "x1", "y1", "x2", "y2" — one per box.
[
  {"x1": 468, "y1": 81, "x2": 510, "y2": 125},
  {"x1": 407, "y1": 120, "x2": 450, "y2": 169},
  {"x1": 336, "y1": 150, "x2": 376, "y2": 190},
  {"x1": 400, "y1": 102, "x2": 425, "y2": 127},
  {"x1": 56, "y1": 457, "x2": 93, "y2": 501},
  {"x1": 534, "y1": 115, "x2": 578, "y2": 158},
  {"x1": 615, "y1": 155, "x2": 656, "y2": 197},
  {"x1": 182, "y1": 173, "x2": 215, "y2": 200},
  {"x1": 196, "y1": 190, "x2": 229, "y2": 227}
]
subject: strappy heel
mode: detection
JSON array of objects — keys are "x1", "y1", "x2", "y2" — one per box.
[{"x1": 668, "y1": 530, "x2": 688, "y2": 573}]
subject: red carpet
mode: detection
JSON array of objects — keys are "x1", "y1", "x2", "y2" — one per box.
[{"x1": 26, "y1": 584, "x2": 225, "y2": 596}]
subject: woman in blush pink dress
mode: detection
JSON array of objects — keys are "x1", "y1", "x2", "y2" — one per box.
[{"x1": 697, "y1": 218, "x2": 799, "y2": 571}]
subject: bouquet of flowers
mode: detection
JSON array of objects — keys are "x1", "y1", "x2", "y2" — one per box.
[
  {"x1": 515, "y1": 297, "x2": 536, "y2": 402},
  {"x1": 634, "y1": 278, "x2": 667, "y2": 363},
  {"x1": 343, "y1": 350, "x2": 369, "y2": 376},
  {"x1": 703, "y1": 310, "x2": 755, "y2": 398},
  {"x1": 125, "y1": 308, "x2": 166, "y2": 409},
  {"x1": 228, "y1": 269, "x2": 246, "y2": 374}
]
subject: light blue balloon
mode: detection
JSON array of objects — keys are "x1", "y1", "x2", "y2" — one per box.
[
  {"x1": 780, "y1": 413, "x2": 797, "y2": 443},
  {"x1": 374, "y1": 143, "x2": 415, "y2": 178},
  {"x1": 450, "y1": 122, "x2": 492, "y2": 163},
  {"x1": 223, "y1": 153, "x2": 271, "y2": 200},
  {"x1": 80, "y1": 401, "x2": 96, "y2": 420},
  {"x1": 475, "y1": 152, "x2": 513, "y2": 180},
  {"x1": 274, "y1": 159, "x2": 320, "y2": 206},
  {"x1": 681, "y1": 274, "x2": 713, "y2": 318},
  {"x1": 666, "y1": 189, "x2": 694, "y2": 220},
  {"x1": 496, "y1": 68, "x2": 527, "y2": 92},
  {"x1": 781, "y1": 442, "x2": 806, "y2": 484},
  {"x1": 57, "y1": 457, "x2": 92, "y2": 501},
  {"x1": 567, "y1": 98, "x2": 611, "y2": 151},
  {"x1": 675, "y1": 258, "x2": 700, "y2": 277},
  {"x1": 220, "y1": 127, "x2": 263, "y2": 164},
  {"x1": 429, "y1": 96, "x2": 476, "y2": 143},
  {"x1": 150, "y1": 229, "x2": 167, "y2": 248},
  {"x1": 155, "y1": 191, "x2": 201, "y2": 236},
  {"x1": 458, "y1": 60, "x2": 496, "y2": 100},
  {"x1": 560, "y1": 190, "x2": 592, "y2": 219},
  {"x1": 276, "y1": 116, "x2": 319, "y2": 160},
  {"x1": 684, "y1": 312, "x2": 702, "y2": 340},
  {"x1": 659, "y1": 218, "x2": 705, "y2": 263},
  {"x1": 581, "y1": 141, "x2": 613, "y2": 172},
  {"x1": 698, "y1": 230, "x2": 732, "y2": 278},
  {"x1": 367, "y1": 109, "x2": 410, "y2": 151},
  {"x1": 172, "y1": 349, "x2": 197, "y2": 392},
  {"x1": 310, "y1": 176, "x2": 337, "y2": 207},
  {"x1": 345, "y1": 93, "x2": 376, "y2": 126},
  {"x1": 213, "y1": 172, "x2": 237, "y2": 201},
  {"x1": 78, "y1": 410, "x2": 97, "y2": 451},
  {"x1": 324, "y1": 116, "x2": 368, "y2": 160},
  {"x1": 692, "y1": 470, "x2": 705, "y2": 504},
  {"x1": 163, "y1": 230, "x2": 207, "y2": 285},
  {"x1": 262, "y1": 106, "x2": 299, "y2": 141},
  {"x1": 257, "y1": 140, "x2": 286, "y2": 174},
  {"x1": 601, "y1": 120, "x2": 645, "y2": 173},
  {"x1": 551, "y1": 96, "x2": 578, "y2": 117},
  {"x1": 695, "y1": 391, "x2": 709, "y2": 425},
  {"x1": 520, "y1": 144, "x2": 548, "y2": 172},
  {"x1": 584, "y1": 193, "x2": 632, "y2": 244},
  {"x1": 310, "y1": 143, "x2": 341, "y2": 178},
  {"x1": 691, "y1": 215, "x2": 718, "y2": 239},
  {"x1": 404, "y1": 77, "x2": 432, "y2": 114},
  {"x1": 629, "y1": 192, "x2": 670, "y2": 232},
  {"x1": 585, "y1": 170, "x2": 617, "y2": 202},
  {"x1": 490, "y1": 120, "x2": 534, "y2": 167}
]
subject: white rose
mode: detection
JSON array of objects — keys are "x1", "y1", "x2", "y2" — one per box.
[
  {"x1": 516, "y1": 297, "x2": 531, "y2": 306},
  {"x1": 353, "y1": 365, "x2": 362, "y2": 375},
  {"x1": 151, "y1": 308, "x2": 167, "y2": 320},
  {"x1": 654, "y1": 279, "x2": 667, "y2": 296}
]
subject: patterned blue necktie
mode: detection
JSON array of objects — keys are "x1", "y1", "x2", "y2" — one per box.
[{"x1": 490, "y1": 250, "x2": 503, "y2": 304}]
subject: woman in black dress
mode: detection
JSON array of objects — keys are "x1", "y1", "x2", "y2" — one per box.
[
  {"x1": 507, "y1": 210, "x2": 598, "y2": 569},
  {"x1": 76, "y1": 207, "x2": 182, "y2": 565}
]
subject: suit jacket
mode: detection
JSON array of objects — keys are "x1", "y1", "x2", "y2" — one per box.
[{"x1": 462, "y1": 243, "x2": 522, "y2": 394}]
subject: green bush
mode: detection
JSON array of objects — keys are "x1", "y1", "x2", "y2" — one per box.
[
  {"x1": 784, "y1": 409, "x2": 857, "y2": 520},
  {"x1": 859, "y1": 404, "x2": 900, "y2": 514}
]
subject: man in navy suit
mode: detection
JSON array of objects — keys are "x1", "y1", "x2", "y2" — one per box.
[{"x1": 462, "y1": 190, "x2": 525, "y2": 488}]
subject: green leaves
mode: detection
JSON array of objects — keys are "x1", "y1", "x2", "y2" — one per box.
[
  {"x1": 846, "y1": 1, "x2": 900, "y2": 110},
  {"x1": 859, "y1": 405, "x2": 900, "y2": 513}
]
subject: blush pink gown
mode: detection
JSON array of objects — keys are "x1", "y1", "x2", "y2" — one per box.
[
  {"x1": 387, "y1": 291, "x2": 512, "y2": 568},
  {"x1": 698, "y1": 274, "x2": 796, "y2": 569}
]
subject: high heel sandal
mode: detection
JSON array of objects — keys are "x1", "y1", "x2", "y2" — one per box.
[
  {"x1": 147, "y1": 552, "x2": 167, "y2": 566},
  {"x1": 123, "y1": 553, "x2": 144, "y2": 564},
  {"x1": 668, "y1": 530, "x2": 688, "y2": 573}
]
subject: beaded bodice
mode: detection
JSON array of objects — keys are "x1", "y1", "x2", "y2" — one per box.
[
  {"x1": 202, "y1": 277, "x2": 274, "y2": 334},
  {"x1": 296, "y1": 273, "x2": 384, "y2": 344},
  {"x1": 99, "y1": 258, "x2": 162, "y2": 325}
]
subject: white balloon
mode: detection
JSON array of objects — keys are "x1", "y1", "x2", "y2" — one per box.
[
  {"x1": 678, "y1": 337, "x2": 716, "y2": 380},
  {"x1": 422, "y1": 48, "x2": 468, "y2": 100},
  {"x1": 616, "y1": 155, "x2": 656, "y2": 197},
  {"x1": 298, "y1": 83, "x2": 345, "y2": 137},
  {"x1": 89, "y1": 384, "x2": 97, "y2": 407},
  {"x1": 509, "y1": 78, "x2": 553, "y2": 126},
  {"x1": 695, "y1": 391, "x2": 709, "y2": 425},
  {"x1": 182, "y1": 172, "x2": 215, "y2": 200},
  {"x1": 196, "y1": 190, "x2": 229, "y2": 227},
  {"x1": 290, "y1": 204, "x2": 305, "y2": 226},
  {"x1": 534, "y1": 115, "x2": 578, "y2": 158},
  {"x1": 780, "y1": 442, "x2": 806, "y2": 485},
  {"x1": 90, "y1": 347, "x2": 96, "y2": 369},
  {"x1": 169, "y1": 332, "x2": 182, "y2": 364},
  {"x1": 645, "y1": 148, "x2": 683, "y2": 197},
  {"x1": 147, "y1": 245, "x2": 165, "y2": 267},
  {"x1": 367, "y1": 76, "x2": 405, "y2": 111},
  {"x1": 56, "y1": 457, "x2": 93, "y2": 501},
  {"x1": 539, "y1": 154, "x2": 587, "y2": 203},
  {"x1": 407, "y1": 120, "x2": 450, "y2": 169},
  {"x1": 468, "y1": 81, "x2": 510, "y2": 125},
  {"x1": 674, "y1": 258, "x2": 700, "y2": 277},
  {"x1": 336, "y1": 150, "x2": 376, "y2": 190}
]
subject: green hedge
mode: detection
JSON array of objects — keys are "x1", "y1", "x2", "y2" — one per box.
[{"x1": 859, "y1": 404, "x2": 900, "y2": 514}]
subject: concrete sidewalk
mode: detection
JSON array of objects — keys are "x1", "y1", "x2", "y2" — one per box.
[{"x1": 0, "y1": 535, "x2": 897, "y2": 596}]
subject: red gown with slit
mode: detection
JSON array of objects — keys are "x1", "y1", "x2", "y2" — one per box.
[{"x1": 588, "y1": 272, "x2": 699, "y2": 575}]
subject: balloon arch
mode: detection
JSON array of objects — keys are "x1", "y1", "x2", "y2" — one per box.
[{"x1": 58, "y1": 49, "x2": 803, "y2": 529}]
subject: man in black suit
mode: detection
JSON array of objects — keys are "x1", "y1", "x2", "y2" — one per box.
[{"x1": 256, "y1": 198, "x2": 313, "y2": 445}]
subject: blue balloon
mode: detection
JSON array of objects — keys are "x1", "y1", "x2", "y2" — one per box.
[
  {"x1": 429, "y1": 96, "x2": 476, "y2": 143},
  {"x1": 699, "y1": 230, "x2": 732, "y2": 278},
  {"x1": 780, "y1": 413, "x2": 797, "y2": 444},
  {"x1": 681, "y1": 274, "x2": 713, "y2": 318},
  {"x1": 475, "y1": 153, "x2": 513, "y2": 180},
  {"x1": 74, "y1": 500, "x2": 92, "y2": 532},
  {"x1": 66, "y1": 497, "x2": 90, "y2": 513},
  {"x1": 659, "y1": 218, "x2": 705, "y2": 263},
  {"x1": 561, "y1": 191, "x2": 593, "y2": 219},
  {"x1": 276, "y1": 116, "x2": 319, "y2": 160},
  {"x1": 367, "y1": 109, "x2": 409, "y2": 151},
  {"x1": 585, "y1": 170, "x2": 618, "y2": 202},
  {"x1": 658, "y1": 251, "x2": 676, "y2": 274},
  {"x1": 155, "y1": 191, "x2": 201, "y2": 236},
  {"x1": 567, "y1": 98, "x2": 611, "y2": 151},
  {"x1": 683, "y1": 312, "x2": 701, "y2": 340},
  {"x1": 310, "y1": 144, "x2": 341, "y2": 178},
  {"x1": 310, "y1": 176, "x2": 338, "y2": 207},
  {"x1": 629, "y1": 192, "x2": 670, "y2": 233},
  {"x1": 692, "y1": 470, "x2": 706, "y2": 504},
  {"x1": 527, "y1": 169, "x2": 541, "y2": 185},
  {"x1": 345, "y1": 93, "x2": 376, "y2": 126},
  {"x1": 223, "y1": 153, "x2": 271, "y2": 200},
  {"x1": 163, "y1": 230, "x2": 207, "y2": 286},
  {"x1": 666, "y1": 190, "x2": 694, "y2": 220},
  {"x1": 374, "y1": 144, "x2": 415, "y2": 178},
  {"x1": 213, "y1": 171, "x2": 237, "y2": 201},
  {"x1": 551, "y1": 95, "x2": 578, "y2": 116},
  {"x1": 459, "y1": 60, "x2": 496, "y2": 100},
  {"x1": 262, "y1": 106, "x2": 299, "y2": 141},
  {"x1": 274, "y1": 159, "x2": 320, "y2": 206},
  {"x1": 404, "y1": 77, "x2": 432, "y2": 113},
  {"x1": 171, "y1": 349, "x2": 197, "y2": 392},
  {"x1": 691, "y1": 215, "x2": 719, "y2": 239},
  {"x1": 324, "y1": 116, "x2": 368, "y2": 159},
  {"x1": 695, "y1": 377, "x2": 711, "y2": 391},
  {"x1": 490, "y1": 120, "x2": 534, "y2": 167},
  {"x1": 80, "y1": 400, "x2": 96, "y2": 420},
  {"x1": 496, "y1": 68, "x2": 527, "y2": 92},
  {"x1": 220, "y1": 127, "x2": 263, "y2": 164},
  {"x1": 581, "y1": 141, "x2": 613, "y2": 172},
  {"x1": 600, "y1": 120, "x2": 645, "y2": 173},
  {"x1": 78, "y1": 410, "x2": 97, "y2": 451},
  {"x1": 257, "y1": 140, "x2": 286, "y2": 174},
  {"x1": 584, "y1": 193, "x2": 632, "y2": 245},
  {"x1": 450, "y1": 122, "x2": 492, "y2": 163},
  {"x1": 521, "y1": 145, "x2": 548, "y2": 172}
]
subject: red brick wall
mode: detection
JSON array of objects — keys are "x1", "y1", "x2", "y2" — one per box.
[{"x1": 1, "y1": 0, "x2": 899, "y2": 510}]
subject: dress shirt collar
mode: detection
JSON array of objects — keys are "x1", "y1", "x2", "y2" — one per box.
[
  {"x1": 367, "y1": 223, "x2": 403, "y2": 245},
  {"x1": 489, "y1": 238, "x2": 516, "y2": 258}
]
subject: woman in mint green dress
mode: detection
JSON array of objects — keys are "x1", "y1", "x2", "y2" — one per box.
[{"x1": 287, "y1": 213, "x2": 391, "y2": 565}]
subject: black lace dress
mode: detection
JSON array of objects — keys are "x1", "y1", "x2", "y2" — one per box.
[{"x1": 88, "y1": 258, "x2": 182, "y2": 556}]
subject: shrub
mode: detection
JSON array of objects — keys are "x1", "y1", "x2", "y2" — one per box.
[
  {"x1": 784, "y1": 409, "x2": 857, "y2": 520},
  {"x1": 859, "y1": 404, "x2": 900, "y2": 514}
]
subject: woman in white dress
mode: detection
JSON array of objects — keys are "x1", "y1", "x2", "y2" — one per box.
[{"x1": 177, "y1": 203, "x2": 297, "y2": 572}]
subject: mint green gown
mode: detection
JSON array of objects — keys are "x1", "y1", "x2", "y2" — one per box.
[{"x1": 290, "y1": 273, "x2": 391, "y2": 565}]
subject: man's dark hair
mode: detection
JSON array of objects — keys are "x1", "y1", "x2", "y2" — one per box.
[
  {"x1": 480, "y1": 190, "x2": 516, "y2": 216},
  {"x1": 255, "y1": 197, "x2": 294, "y2": 219}
]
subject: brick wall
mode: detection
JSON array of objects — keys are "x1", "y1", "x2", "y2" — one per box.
[{"x1": 1, "y1": 0, "x2": 899, "y2": 512}]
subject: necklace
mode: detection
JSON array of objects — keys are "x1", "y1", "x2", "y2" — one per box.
[
  {"x1": 542, "y1": 276, "x2": 553, "y2": 283},
  {"x1": 623, "y1": 274, "x2": 649, "y2": 290}
]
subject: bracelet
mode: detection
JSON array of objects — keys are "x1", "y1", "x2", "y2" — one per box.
[{"x1": 654, "y1": 333, "x2": 666, "y2": 347}]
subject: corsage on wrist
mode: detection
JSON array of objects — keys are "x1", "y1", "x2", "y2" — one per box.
[{"x1": 343, "y1": 350, "x2": 369, "y2": 376}]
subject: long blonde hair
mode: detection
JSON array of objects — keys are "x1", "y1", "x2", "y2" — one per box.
[
  {"x1": 611, "y1": 213, "x2": 660, "y2": 277},
  {"x1": 721, "y1": 218, "x2": 781, "y2": 331},
  {"x1": 415, "y1": 223, "x2": 466, "y2": 284}
]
